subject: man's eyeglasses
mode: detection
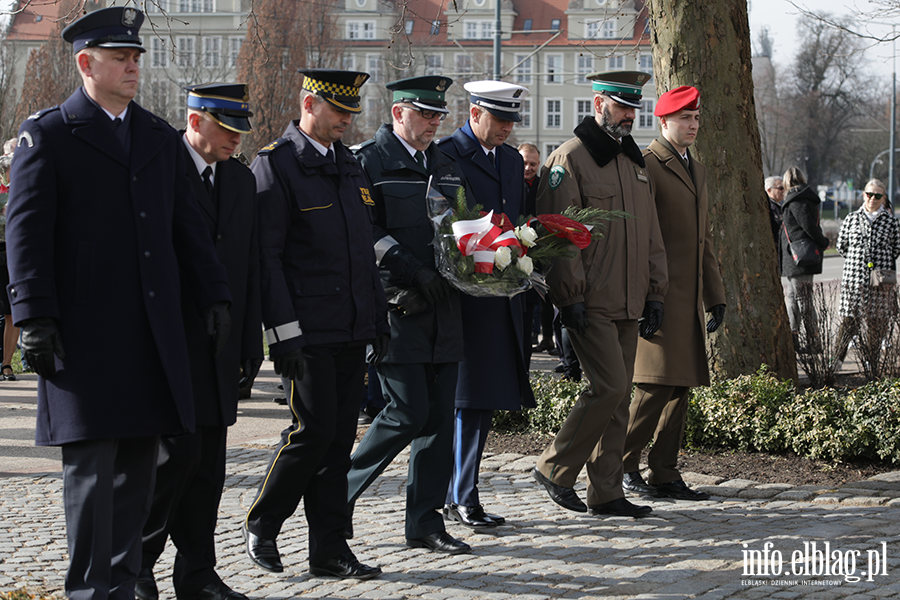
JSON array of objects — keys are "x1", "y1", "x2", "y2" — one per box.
[
  {"x1": 865, "y1": 192, "x2": 885, "y2": 200},
  {"x1": 406, "y1": 105, "x2": 447, "y2": 121}
]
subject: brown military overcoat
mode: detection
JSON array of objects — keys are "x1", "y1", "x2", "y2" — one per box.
[{"x1": 632, "y1": 138, "x2": 726, "y2": 387}]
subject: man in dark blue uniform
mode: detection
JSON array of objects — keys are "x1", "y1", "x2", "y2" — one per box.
[
  {"x1": 6, "y1": 7, "x2": 232, "y2": 600},
  {"x1": 136, "y1": 84, "x2": 261, "y2": 600},
  {"x1": 436, "y1": 81, "x2": 536, "y2": 528},
  {"x1": 348, "y1": 76, "x2": 471, "y2": 554},
  {"x1": 243, "y1": 69, "x2": 389, "y2": 580}
]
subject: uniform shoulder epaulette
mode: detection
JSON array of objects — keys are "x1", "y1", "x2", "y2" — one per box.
[
  {"x1": 259, "y1": 138, "x2": 289, "y2": 155},
  {"x1": 27, "y1": 105, "x2": 60, "y2": 121}
]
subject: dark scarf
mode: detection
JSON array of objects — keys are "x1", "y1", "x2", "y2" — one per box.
[{"x1": 573, "y1": 116, "x2": 645, "y2": 169}]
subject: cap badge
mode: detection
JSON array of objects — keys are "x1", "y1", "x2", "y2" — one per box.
[
  {"x1": 513, "y1": 89, "x2": 523, "y2": 98},
  {"x1": 436, "y1": 79, "x2": 448, "y2": 92},
  {"x1": 354, "y1": 74, "x2": 368, "y2": 87},
  {"x1": 122, "y1": 8, "x2": 137, "y2": 27}
]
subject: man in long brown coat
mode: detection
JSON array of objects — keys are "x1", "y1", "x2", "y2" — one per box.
[{"x1": 622, "y1": 86, "x2": 726, "y2": 501}]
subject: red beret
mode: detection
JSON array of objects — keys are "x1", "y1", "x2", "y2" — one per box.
[{"x1": 654, "y1": 86, "x2": 700, "y2": 116}]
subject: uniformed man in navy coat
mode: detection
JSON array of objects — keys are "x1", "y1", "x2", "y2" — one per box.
[
  {"x1": 242, "y1": 69, "x2": 389, "y2": 580},
  {"x1": 347, "y1": 76, "x2": 471, "y2": 555},
  {"x1": 436, "y1": 81, "x2": 536, "y2": 528},
  {"x1": 136, "y1": 84, "x2": 261, "y2": 600},
  {"x1": 6, "y1": 8, "x2": 232, "y2": 600}
]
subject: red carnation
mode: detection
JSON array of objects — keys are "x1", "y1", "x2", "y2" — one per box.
[{"x1": 537, "y1": 214, "x2": 592, "y2": 249}]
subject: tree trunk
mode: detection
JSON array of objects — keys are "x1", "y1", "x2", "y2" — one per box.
[{"x1": 648, "y1": 0, "x2": 797, "y2": 381}]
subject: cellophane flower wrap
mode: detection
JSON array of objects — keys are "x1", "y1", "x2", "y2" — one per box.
[{"x1": 426, "y1": 177, "x2": 630, "y2": 298}]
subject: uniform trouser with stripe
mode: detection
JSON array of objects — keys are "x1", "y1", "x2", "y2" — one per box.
[
  {"x1": 62, "y1": 436, "x2": 159, "y2": 600},
  {"x1": 141, "y1": 425, "x2": 227, "y2": 595},
  {"x1": 622, "y1": 384, "x2": 691, "y2": 483},
  {"x1": 347, "y1": 362, "x2": 457, "y2": 539},
  {"x1": 245, "y1": 342, "x2": 364, "y2": 564},
  {"x1": 446, "y1": 408, "x2": 494, "y2": 509},
  {"x1": 535, "y1": 319, "x2": 638, "y2": 506}
]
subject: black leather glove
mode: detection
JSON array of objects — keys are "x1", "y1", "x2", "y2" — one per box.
[
  {"x1": 20, "y1": 317, "x2": 66, "y2": 379},
  {"x1": 202, "y1": 301, "x2": 231, "y2": 357},
  {"x1": 706, "y1": 304, "x2": 726, "y2": 333},
  {"x1": 638, "y1": 301, "x2": 664, "y2": 340},
  {"x1": 239, "y1": 357, "x2": 263, "y2": 389},
  {"x1": 412, "y1": 266, "x2": 449, "y2": 305},
  {"x1": 560, "y1": 302, "x2": 588, "y2": 336},
  {"x1": 366, "y1": 333, "x2": 391, "y2": 367},
  {"x1": 273, "y1": 348, "x2": 304, "y2": 382}
]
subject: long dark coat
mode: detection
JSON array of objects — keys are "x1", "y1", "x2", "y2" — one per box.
[
  {"x1": 354, "y1": 124, "x2": 465, "y2": 364},
  {"x1": 181, "y1": 145, "x2": 262, "y2": 427},
  {"x1": 436, "y1": 122, "x2": 535, "y2": 411},
  {"x1": 780, "y1": 184, "x2": 830, "y2": 277},
  {"x1": 6, "y1": 88, "x2": 231, "y2": 446}
]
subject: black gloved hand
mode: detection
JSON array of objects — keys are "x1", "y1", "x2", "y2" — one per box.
[
  {"x1": 560, "y1": 302, "x2": 588, "y2": 336},
  {"x1": 412, "y1": 266, "x2": 449, "y2": 305},
  {"x1": 638, "y1": 301, "x2": 664, "y2": 340},
  {"x1": 273, "y1": 348, "x2": 304, "y2": 382},
  {"x1": 20, "y1": 317, "x2": 66, "y2": 379},
  {"x1": 706, "y1": 304, "x2": 726, "y2": 333},
  {"x1": 239, "y1": 357, "x2": 263, "y2": 388},
  {"x1": 366, "y1": 333, "x2": 391, "y2": 367},
  {"x1": 202, "y1": 301, "x2": 231, "y2": 357}
]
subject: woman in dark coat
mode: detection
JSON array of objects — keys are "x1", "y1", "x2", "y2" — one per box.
[{"x1": 780, "y1": 166, "x2": 830, "y2": 346}]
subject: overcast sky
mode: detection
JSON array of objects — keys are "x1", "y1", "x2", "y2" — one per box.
[{"x1": 749, "y1": 0, "x2": 898, "y2": 78}]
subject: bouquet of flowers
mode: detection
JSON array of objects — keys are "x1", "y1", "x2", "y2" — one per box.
[{"x1": 427, "y1": 178, "x2": 630, "y2": 298}]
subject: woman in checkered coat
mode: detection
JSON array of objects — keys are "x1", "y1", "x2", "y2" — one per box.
[{"x1": 835, "y1": 179, "x2": 900, "y2": 363}]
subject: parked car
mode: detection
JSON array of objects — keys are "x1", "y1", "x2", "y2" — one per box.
[{"x1": 821, "y1": 199, "x2": 848, "y2": 211}]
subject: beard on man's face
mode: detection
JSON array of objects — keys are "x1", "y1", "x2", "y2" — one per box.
[{"x1": 601, "y1": 104, "x2": 634, "y2": 138}]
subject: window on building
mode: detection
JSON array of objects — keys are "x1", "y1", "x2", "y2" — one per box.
[
  {"x1": 523, "y1": 19, "x2": 533, "y2": 32},
  {"x1": 640, "y1": 53, "x2": 653, "y2": 75},
  {"x1": 546, "y1": 54, "x2": 563, "y2": 84},
  {"x1": 342, "y1": 54, "x2": 356, "y2": 70},
  {"x1": 456, "y1": 54, "x2": 473, "y2": 82},
  {"x1": 367, "y1": 54, "x2": 383, "y2": 82},
  {"x1": 576, "y1": 99, "x2": 593, "y2": 126},
  {"x1": 177, "y1": 36, "x2": 194, "y2": 68},
  {"x1": 145, "y1": 0, "x2": 164, "y2": 13},
  {"x1": 546, "y1": 99, "x2": 561, "y2": 129},
  {"x1": 550, "y1": 19, "x2": 560, "y2": 31},
  {"x1": 545, "y1": 143, "x2": 560, "y2": 156},
  {"x1": 348, "y1": 21, "x2": 376, "y2": 40},
  {"x1": 464, "y1": 20, "x2": 493, "y2": 39},
  {"x1": 405, "y1": 20, "x2": 414, "y2": 35},
  {"x1": 516, "y1": 98, "x2": 532, "y2": 129},
  {"x1": 638, "y1": 99, "x2": 656, "y2": 129},
  {"x1": 424, "y1": 54, "x2": 443, "y2": 76},
  {"x1": 607, "y1": 55, "x2": 624, "y2": 70},
  {"x1": 203, "y1": 37, "x2": 221, "y2": 68},
  {"x1": 430, "y1": 20, "x2": 441, "y2": 35},
  {"x1": 515, "y1": 54, "x2": 532, "y2": 84},
  {"x1": 151, "y1": 37, "x2": 166, "y2": 68},
  {"x1": 230, "y1": 37, "x2": 242, "y2": 68},
  {"x1": 178, "y1": 0, "x2": 212, "y2": 11},
  {"x1": 365, "y1": 97, "x2": 381, "y2": 129},
  {"x1": 576, "y1": 54, "x2": 593, "y2": 83},
  {"x1": 602, "y1": 20, "x2": 616, "y2": 38}
]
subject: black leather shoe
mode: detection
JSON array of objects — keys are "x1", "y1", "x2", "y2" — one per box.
[
  {"x1": 243, "y1": 524, "x2": 283, "y2": 573},
  {"x1": 622, "y1": 471, "x2": 656, "y2": 495},
  {"x1": 309, "y1": 550, "x2": 381, "y2": 580},
  {"x1": 531, "y1": 466, "x2": 586, "y2": 513},
  {"x1": 358, "y1": 410, "x2": 373, "y2": 425},
  {"x1": 406, "y1": 531, "x2": 471, "y2": 554},
  {"x1": 443, "y1": 503, "x2": 497, "y2": 528},
  {"x1": 484, "y1": 511, "x2": 506, "y2": 525},
  {"x1": 135, "y1": 568, "x2": 158, "y2": 600},
  {"x1": 653, "y1": 480, "x2": 711, "y2": 501},
  {"x1": 178, "y1": 580, "x2": 248, "y2": 600},
  {"x1": 589, "y1": 497, "x2": 652, "y2": 518}
]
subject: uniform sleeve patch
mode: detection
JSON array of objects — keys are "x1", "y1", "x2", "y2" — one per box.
[
  {"x1": 360, "y1": 187, "x2": 374, "y2": 205},
  {"x1": 548, "y1": 165, "x2": 566, "y2": 189}
]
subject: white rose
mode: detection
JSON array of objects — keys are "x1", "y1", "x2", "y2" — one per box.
[
  {"x1": 494, "y1": 246, "x2": 512, "y2": 270},
  {"x1": 516, "y1": 225, "x2": 538, "y2": 248},
  {"x1": 517, "y1": 255, "x2": 534, "y2": 275}
]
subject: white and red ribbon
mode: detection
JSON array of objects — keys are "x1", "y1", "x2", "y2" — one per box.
[{"x1": 451, "y1": 211, "x2": 522, "y2": 274}]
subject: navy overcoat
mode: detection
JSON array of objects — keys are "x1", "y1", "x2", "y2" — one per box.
[{"x1": 6, "y1": 88, "x2": 231, "y2": 446}]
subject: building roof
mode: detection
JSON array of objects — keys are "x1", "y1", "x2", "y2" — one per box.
[{"x1": 5, "y1": 0, "x2": 58, "y2": 42}]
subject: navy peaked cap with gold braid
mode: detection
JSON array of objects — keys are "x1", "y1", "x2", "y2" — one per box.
[
  {"x1": 184, "y1": 83, "x2": 253, "y2": 134},
  {"x1": 299, "y1": 68, "x2": 370, "y2": 113}
]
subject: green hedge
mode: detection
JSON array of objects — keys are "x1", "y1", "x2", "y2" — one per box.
[{"x1": 496, "y1": 368, "x2": 900, "y2": 464}]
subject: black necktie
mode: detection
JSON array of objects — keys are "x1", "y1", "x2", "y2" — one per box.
[
  {"x1": 201, "y1": 166, "x2": 213, "y2": 198},
  {"x1": 326, "y1": 148, "x2": 335, "y2": 163},
  {"x1": 414, "y1": 150, "x2": 425, "y2": 170},
  {"x1": 113, "y1": 117, "x2": 122, "y2": 130},
  {"x1": 488, "y1": 151, "x2": 496, "y2": 169}
]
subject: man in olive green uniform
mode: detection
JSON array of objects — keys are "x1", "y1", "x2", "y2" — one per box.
[
  {"x1": 622, "y1": 86, "x2": 726, "y2": 501},
  {"x1": 531, "y1": 72, "x2": 668, "y2": 519}
]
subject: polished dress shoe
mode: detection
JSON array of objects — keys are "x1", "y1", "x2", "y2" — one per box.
[
  {"x1": 243, "y1": 524, "x2": 283, "y2": 573},
  {"x1": 309, "y1": 550, "x2": 381, "y2": 580},
  {"x1": 484, "y1": 511, "x2": 506, "y2": 525},
  {"x1": 653, "y1": 480, "x2": 711, "y2": 501},
  {"x1": 622, "y1": 471, "x2": 656, "y2": 495},
  {"x1": 531, "y1": 466, "x2": 586, "y2": 513},
  {"x1": 443, "y1": 503, "x2": 496, "y2": 528},
  {"x1": 406, "y1": 530, "x2": 471, "y2": 554},
  {"x1": 135, "y1": 568, "x2": 158, "y2": 600},
  {"x1": 589, "y1": 497, "x2": 652, "y2": 518},
  {"x1": 178, "y1": 580, "x2": 248, "y2": 600}
]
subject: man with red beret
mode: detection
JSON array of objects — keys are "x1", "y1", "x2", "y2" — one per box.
[{"x1": 622, "y1": 85, "x2": 727, "y2": 501}]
